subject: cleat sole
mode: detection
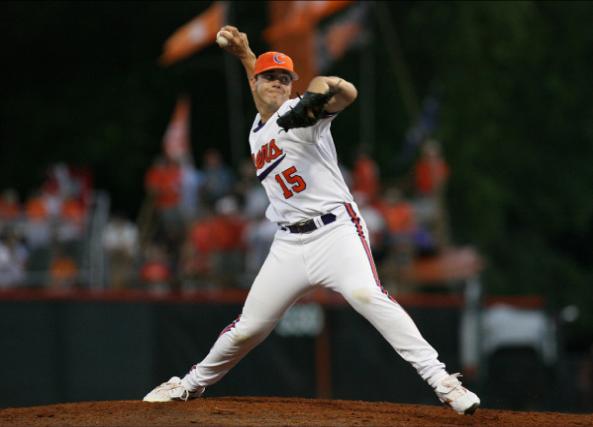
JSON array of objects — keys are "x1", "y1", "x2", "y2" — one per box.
[{"x1": 463, "y1": 403, "x2": 480, "y2": 415}]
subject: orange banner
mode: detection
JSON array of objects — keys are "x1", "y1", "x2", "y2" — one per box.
[
  {"x1": 263, "y1": 1, "x2": 356, "y2": 93},
  {"x1": 264, "y1": 1, "x2": 354, "y2": 41},
  {"x1": 160, "y1": 2, "x2": 227, "y2": 66},
  {"x1": 324, "y1": 16, "x2": 363, "y2": 61},
  {"x1": 163, "y1": 96, "x2": 191, "y2": 161}
]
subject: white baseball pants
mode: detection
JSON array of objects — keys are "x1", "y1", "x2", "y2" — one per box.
[{"x1": 182, "y1": 203, "x2": 448, "y2": 392}]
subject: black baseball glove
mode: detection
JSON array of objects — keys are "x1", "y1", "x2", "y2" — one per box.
[{"x1": 276, "y1": 88, "x2": 338, "y2": 132}]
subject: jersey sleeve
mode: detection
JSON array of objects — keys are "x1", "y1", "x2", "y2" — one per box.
[{"x1": 313, "y1": 111, "x2": 339, "y2": 141}]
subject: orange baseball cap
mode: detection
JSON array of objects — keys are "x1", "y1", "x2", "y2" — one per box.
[{"x1": 254, "y1": 51, "x2": 299, "y2": 80}]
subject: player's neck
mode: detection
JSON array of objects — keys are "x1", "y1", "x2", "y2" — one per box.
[
  {"x1": 257, "y1": 104, "x2": 279, "y2": 124},
  {"x1": 254, "y1": 95, "x2": 283, "y2": 124},
  {"x1": 259, "y1": 111, "x2": 274, "y2": 123}
]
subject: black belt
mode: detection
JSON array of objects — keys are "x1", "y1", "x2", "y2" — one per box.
[{"x1": 282, "y1": 213, "x2": 337, "y2": 234}]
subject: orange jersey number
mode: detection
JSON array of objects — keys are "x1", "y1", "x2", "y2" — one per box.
[{"x1": 274, "y1": 166, "x2": 307, "y2": 199}]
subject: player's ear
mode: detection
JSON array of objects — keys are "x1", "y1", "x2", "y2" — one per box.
[{"x1": 249, "y1": 76, "x2": 257, "y2": 92}]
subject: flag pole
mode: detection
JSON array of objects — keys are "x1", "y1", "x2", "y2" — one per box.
[
  {"x1": 373, "y1": 1, "x2": 419, "y2": 120},
  {"x1": 359, "y1": 24, "x2": 375, "y2": 152},
  {"x1": 225, "y1": 54, "x2": 245, "y2": 167},
  {"x1": 223, "y1": 3, "x2": 245, "y2": 167}
]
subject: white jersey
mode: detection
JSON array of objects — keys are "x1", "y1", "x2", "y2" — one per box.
[{"x1": 249, "y1": 98, "x2": 354, "y2": 225}]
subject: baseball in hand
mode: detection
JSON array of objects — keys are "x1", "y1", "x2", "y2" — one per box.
[{"x1": 216, "y1": 31, "x2": 230, "y2": 48}]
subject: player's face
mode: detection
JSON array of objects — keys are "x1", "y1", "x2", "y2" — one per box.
[{"x1": 255, "y1": 70, "x2": 293, "y2": 110}]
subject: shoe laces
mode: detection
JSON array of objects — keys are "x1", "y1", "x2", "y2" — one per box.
[
  {"x1": 174, "y1": 388, "x2": 190, "y2": 401},
  {"x1": 442, "y1": 373, "x2": 462, "y2": 387},
  {"x1": 436, "y1": 373, "x2": 466, "y2": 400},
  {"x1": 161, "y1": 377, "x2": 191, "y2": 401}
]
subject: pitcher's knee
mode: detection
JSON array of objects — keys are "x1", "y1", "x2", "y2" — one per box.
[
  {"x1": 350, "y1": 287, "x2": 373, "y2": 305},
  {"x1": 230, "y1": 319, "x2": 275, "y2": 344}
]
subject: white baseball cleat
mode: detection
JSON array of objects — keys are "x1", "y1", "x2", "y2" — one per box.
[
  {"x1": 143, "y1": 376, "x2": 204, "y2": 402},
  {"x1": 434, "y1": 373, "x2": 480, "y2": 415}
]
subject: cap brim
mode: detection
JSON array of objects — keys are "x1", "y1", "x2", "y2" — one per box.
[{"x1": 255, "y1": 66, "x2": 299, "y2": 81}]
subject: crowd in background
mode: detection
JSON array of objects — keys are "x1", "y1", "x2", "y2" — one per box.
[
  {"x1": 0, "y1": 139, "x2": 450, "y2": 293},
  {"x1": 0, "y1": 164, "x2": 92, "y2": 289}
]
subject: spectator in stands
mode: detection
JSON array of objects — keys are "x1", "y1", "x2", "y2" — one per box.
[
  {"x1": 56, "y1": 196, "x2": 86, "y2": 245},
  {"x1": 375, "y1": 185, "x2": 430, "y2": 292},
  {"x1": 48, "y1": 245, "x2": 79, "y2": 290},
  {"x1": 0, "y1": 228, "x2": 28, "y2": 288},
  {"x1": 40, "y1": 169, "x2": 65, "y2": 221},
  {"x1": 236, "y1": 158, "x2": 274, "y2": 286},
  {"x1": 22, "y1": 190, "x2": 53, "y2": 287},
  {"x1": 236, "y1": 158, "x2": 268, "y2": 221},
  {"x1": 42, "y1": 163, "x2": 92, "y2": 203},
  {"x1": 8, "y1": 164, "x2": 93, "y2": 289},
  {"x1": 379, "y1": 187, "x2": 416, "y2": 238},
  {"x1": 180, "y1": 159, "x2": 205, "y2": 224},
  {"x1": 414, "y1": 139, "x2": 449, "y2": 197},
  {"x1": 43, "y1": 163, "x2": 76, "y2": 200},
  {"x1": 145, "y1": 156, "x2": 184, "y2": 262},
  {"x1": 0, "y1": 242, "x2": 19, "y2": 288},
  {"x1": 202, "y1": 148, "x2": 235, "y2": 205},
  {"x1": 352, "y1": 147, "x2": 380, "y2": 204},
  {"x1": 181, "y1": 196, "x2": 246, "y2": 290},
  {"x1": 23, "y1": 191, "x2": 52, "y2": 249},
  {"x1": 209, "y1": 196, "x2": 246, "y2": 288},
  {"x1": 139, "y1": 243, "x2": 173, "y2": 294},
  {"x1": 0, "y1": 189, "x2": 22, "y2": 226},
  {"x1": 413, "y1": 139, "x2": 450, "y2": 250},
  {"x1": 103, "y1": 214, "x2": 139, "y2": 289},
  {"x1": 181, "y1": 211, "x2": 215, "y2": 289}
]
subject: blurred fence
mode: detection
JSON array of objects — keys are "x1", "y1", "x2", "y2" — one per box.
[{"x1": 0, "y1": 289, "x2": 589, "y2": 412}]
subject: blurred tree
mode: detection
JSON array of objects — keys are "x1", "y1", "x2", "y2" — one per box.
[{"x1": 397, "y1": 1, "x2": 593, "y2": 335}]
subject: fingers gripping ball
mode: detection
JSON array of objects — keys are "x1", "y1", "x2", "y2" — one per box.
[
  {"x1": 276, "y1": 89, "x2": 338, "y2": 132},
  {"x1": 216, "y1": 30, "x2": 231, "y2": 47}
]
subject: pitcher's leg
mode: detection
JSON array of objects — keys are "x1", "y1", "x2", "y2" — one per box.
[
  {"x1": 319, "y1": 217, "x2": 448, "y2": 387},
  {"x1": 328, "y1": 206, "x2": 480, "y2": 414},
  {"x1": 182, "y1": 237, "x2": 311, "y2": 391},
  {"x1": 341, "y1": 279, "x2": 448, "y2": 387}
]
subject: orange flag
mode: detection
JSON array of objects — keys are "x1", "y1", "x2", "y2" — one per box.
[
  {"x1": 160, "y1": 2, "x2": 227, "y2": 66},
  {"x1": 305, "y1": 0, "x2": 355, "y2": 22},
  {"x1": 317, "y1": 2, "x2": 368, "y2": 72},
  {"x1": 163, "y1": 96, "x2": 191, "y2": 162},
  {"x1": 263, "y1": 1, "x2": 355, "y2": 94},
  {"x1": 264, "y1": 1, "x2": 354, "y2": 41},
  {"x1": 325, "y1": 21, "x2": 362, "y2": 60}
]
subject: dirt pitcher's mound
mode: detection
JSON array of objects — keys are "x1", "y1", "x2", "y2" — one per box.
[{"x1": 1, "y1": 397, "x2": 592, "y2": 427}]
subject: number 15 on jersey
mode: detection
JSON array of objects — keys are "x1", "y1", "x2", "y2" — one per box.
[{"x1": 274, "y1": 166, "x2": 307, "y2": 199}]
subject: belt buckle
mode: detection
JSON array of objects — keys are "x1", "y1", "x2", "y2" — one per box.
[
  {"x1": 294, "y1": 219, "x2": 310, "y2": 227},
  {"x1": 291, "y1": 219, "x2": 314, "y2": 233}
]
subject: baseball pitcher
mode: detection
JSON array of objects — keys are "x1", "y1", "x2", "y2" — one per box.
[{"x1": 144, "y1": 26, "x2": 480, "y2": 416}]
